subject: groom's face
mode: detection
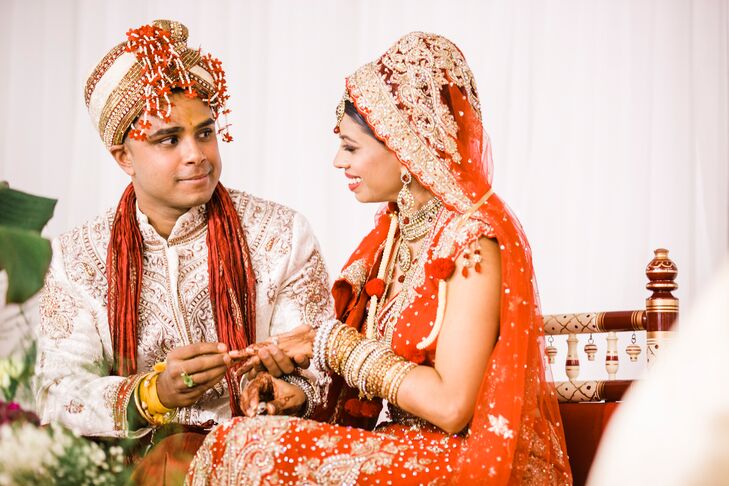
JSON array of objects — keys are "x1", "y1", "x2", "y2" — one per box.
[{"x1": 112, "y1": 94, "x2": 222, "y2": 217}]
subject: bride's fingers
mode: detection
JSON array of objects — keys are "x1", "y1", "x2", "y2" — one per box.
[
  {"x1": 236, "y1": 355, "x2": 262, "y2": 375},
  {"x1": 266, "y1": 402, "x2": 278, "y2": 415},
  {"x1": 228, "y1": 348, "x2": 256, "y2": 362},
  {"x1": 293, "y1": 354, "x2": 310, "y2": 369},
  {"x1": 257, "y1": 348, "x2": 284, "y2": 377},
  {"x1": 241, "y1": 378, "x2": 267, "y2": 417}
]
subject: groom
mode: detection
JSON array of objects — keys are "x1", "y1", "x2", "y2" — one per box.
[{"x1": 34, "y1": 19, "x2": 332, "y2": 483}]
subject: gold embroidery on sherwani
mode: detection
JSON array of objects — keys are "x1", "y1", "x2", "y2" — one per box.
[
  {"x1": 39, "y1": 279, "x2": 79, "y2": 341},
  {"x1": 239, "y1": 194, "x2": 296, "y2": 305},
  {"x1": 65, "y1": 399, "x2": 84, "y2": 414},
  {"x1": 37, "y1": 188, "x2": 330, "y2": 436},
  {"x1": 278, "y1": 249, "x2": 332, "y2": 328}
]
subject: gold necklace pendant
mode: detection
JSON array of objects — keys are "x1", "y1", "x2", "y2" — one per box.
[
  {"x1": 397, "y1": 241, "x2": 412, "y2": 273},
  {"x1": 398, "y1": 198, "x2": 442, "y2": 242}
]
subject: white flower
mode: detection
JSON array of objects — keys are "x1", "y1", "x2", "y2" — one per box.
[
  {"x1": 0, "y1": 420, "x2": 127, "y2": 485},
  {"x1": 487, "y1": 414, "x2": 514, "y2": 440}
]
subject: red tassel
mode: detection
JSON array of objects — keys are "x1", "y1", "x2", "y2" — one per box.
[
  {"x1": 207, "y1": 184, "x2": 257, "y2": 416},
  {"x1": 428, "y1": 258, "x2": 456, "y2": 280},
  {"x1": 364, "y1": 278, "x2": 386, "y2": 298},
  {"x1": 107, "y1": 184, "x2": 143, "y2": 377},
  {"x1": 344, "y1": 398, "x2": 362, "y2": 417},
  {"x1": 360, "y1": 400, "x2": 381, "y2": 418}
]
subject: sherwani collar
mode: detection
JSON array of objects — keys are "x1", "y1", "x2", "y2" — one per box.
[{"x1": 135, "y1": 203, "x2": 208, "y2": 246}]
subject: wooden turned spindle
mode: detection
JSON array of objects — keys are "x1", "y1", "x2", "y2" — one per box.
[
  {"x1": 565, "y1": 334, "x2": 580, "y2": 380},
  {"x1": 605, "y1": 331, "x2": 619, "y2": 379},
  {"x1": 645, "y1": 248, "x2": 679, "y2": 367}
]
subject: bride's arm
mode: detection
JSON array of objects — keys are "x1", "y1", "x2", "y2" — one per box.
[
  {"x1": 234, "y1": 237, "x2": 501, "y2": 433},
  {"x1": 396, "y1": 236, "x2": 501, "y2": 434}
]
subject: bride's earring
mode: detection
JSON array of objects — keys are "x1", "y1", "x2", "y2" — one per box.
[{"x1": 397, "y1": 170, "x2": 415, "y2": 220}]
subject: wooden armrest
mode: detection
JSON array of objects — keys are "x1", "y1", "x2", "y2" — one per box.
[
  {"x1": 544, "y1": 311, "x2": 645, "y2": 335},
  {"x1": 554, "y1": 380, "x2": 632, "y2": 403}
]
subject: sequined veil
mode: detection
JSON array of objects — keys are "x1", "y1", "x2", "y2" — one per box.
[{"x1": 187, "y1": 32, "x2": 571, "y2": 485}]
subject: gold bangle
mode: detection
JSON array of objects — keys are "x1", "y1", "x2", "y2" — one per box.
[
  {"x1": 323, "y1": 323, "x2": 345, "y2": 371},
  {"x1": 358, "y1": 347, "x2": 390, "y2": 398},
  {"x1": 367, "y1": 353, "x2": 398, "y2": 398},
  {"x1": 329, "y1": 332, "x2": 349, "y2": 374},
  {"x1": 330, "y1": 328, "x2": 361, "y2": 375},
  {"x1": 145, "y1": 373, "x2": 173, "y2": 415},
  {"x1": 134, "y1": 372, "x2": 157, "y2": 424},
  {"x1": 343, "y1": 340, "x2": 379, "y2": 388},
  {"x1": 136, "y1": 363, "x2": 177, "y2": 426},
  {"x1": 385, "y1": 361, "x2": 417, "y2": 406}
]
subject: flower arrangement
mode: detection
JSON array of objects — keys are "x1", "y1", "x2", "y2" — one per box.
[
  {"x1": 0, "y1": 184, "x2": 131, "y2": 485},
  {"x1": 0, "y1": 403, "x2": 126, "y2": 485},
  {"x1": 0, "y1": 343, "x2": 35, "y2": 403}
]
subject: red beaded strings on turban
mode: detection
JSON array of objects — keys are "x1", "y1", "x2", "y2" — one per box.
[{"x1": 123, "y1": 24, "x2": 233, "y2": 143}]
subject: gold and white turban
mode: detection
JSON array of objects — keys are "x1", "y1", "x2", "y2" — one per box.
[{"x1": 84, "y1": 19, "x2": 231, "y2": 148}]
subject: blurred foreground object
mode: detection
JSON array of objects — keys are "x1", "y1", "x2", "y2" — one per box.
[{"x1": 588, "y1": 257, "x2": 729, "y2": 486}]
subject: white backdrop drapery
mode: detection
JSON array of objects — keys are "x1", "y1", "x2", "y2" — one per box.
[{"x1": 1, "y1": 0, "x2": 728, "y2": 378}]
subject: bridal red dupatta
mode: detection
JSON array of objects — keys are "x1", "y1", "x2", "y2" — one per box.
[{"x1": 328, "y1": 32, "x2": 571, "y2": 484}]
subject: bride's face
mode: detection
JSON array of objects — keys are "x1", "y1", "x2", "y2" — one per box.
[{"x1": 333, "y1": 114, "x2": 403, "y2": 203}]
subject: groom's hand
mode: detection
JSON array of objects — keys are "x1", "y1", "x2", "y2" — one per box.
[{"x1": 156, "y1": 342, "x2": 232, "y2": 408}]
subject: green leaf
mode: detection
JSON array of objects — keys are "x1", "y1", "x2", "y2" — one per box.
[
  {"x1": 0, "y1": 184, "x2": 57, "y2": 232},
  {"x1": 0, "y1": 184, "x2": 57, "y2": 303},
  {"x1": 0, "y1": 226, "x2": 53, "y2": 303}
]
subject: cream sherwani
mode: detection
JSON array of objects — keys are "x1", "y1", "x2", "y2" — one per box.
[{"x1": 34, "y1": 189, "x2": 333, "y2": 438}]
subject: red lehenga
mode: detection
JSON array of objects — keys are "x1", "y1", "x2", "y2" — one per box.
[{"x1": 187, "y1": 32, "x2": 571, "y2": 485}]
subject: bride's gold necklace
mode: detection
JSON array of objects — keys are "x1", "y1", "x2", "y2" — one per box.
[{"x1": 397, "y1": 198, "x2": 442, "y2": 272}]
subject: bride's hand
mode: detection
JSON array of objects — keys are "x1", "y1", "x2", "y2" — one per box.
[
  {"x1": 239, "y1": 372, "x2": 306, "y2": 417},
  {"x1": 230, "y1": 325, "x2": 316, "y2": 377}
]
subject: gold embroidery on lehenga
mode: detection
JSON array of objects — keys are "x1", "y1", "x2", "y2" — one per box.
[
  {"x1": 205, "y1": 417, "x2": 290, "y2": 486},
  {"x1": 404, "y1": 455, "x2": 433, "y2": 472},
  {"x1": 314, "y1": 434, "x2": 342, "y2": 450},
  {"x1": 296, "y1": 436, "x2": 406, "y2": 485}
]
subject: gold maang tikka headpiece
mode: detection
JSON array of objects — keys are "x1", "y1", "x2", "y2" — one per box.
[{"x1": 334, "y1": 91, "x2": 352, "y2": 134}]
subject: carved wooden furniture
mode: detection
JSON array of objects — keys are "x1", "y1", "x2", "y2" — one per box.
[{"x1": 548, "y1": 249, "x2": 679, "y2": 486}]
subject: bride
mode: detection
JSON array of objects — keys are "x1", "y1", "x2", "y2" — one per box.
[{"x1": 188, "y1": 32, "x2": 571, "y2": 485}]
